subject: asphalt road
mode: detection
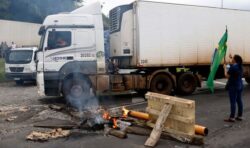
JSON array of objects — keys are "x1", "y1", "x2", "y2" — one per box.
[{"x1": 0, "y1": 79, "x2": 249, "y2": 148}]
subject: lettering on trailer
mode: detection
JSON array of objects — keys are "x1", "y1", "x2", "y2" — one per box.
[
  {"x1": 80, "y1": 53, "x2": 96, "y2": 58},
  {"x1": 51, "y1": 56, "x2": 73, "y2": 62},
  {"x1": 141, "y1": 59, "x2": 148, "y2": 64}
]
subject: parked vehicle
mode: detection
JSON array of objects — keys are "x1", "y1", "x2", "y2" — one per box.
[
  {"x1": 0, "y1": 19, "x2": 41, "y2": 48},
  {"x1": 36, "y1": 1, "x2": 250, "y2": 100},
  {"x1": 5, "y1": 47, "x2": 38, "y2": 85}
]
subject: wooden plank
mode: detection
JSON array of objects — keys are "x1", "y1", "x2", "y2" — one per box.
[
  {"x1": 148, "y1": 99, "x2": 195, "y2": 117},
  {"x1": 146, "y1": 92, "x2": 195, "y2": 136},
  {"x1": 146, "y1": 92, "x2": 195, "y2": 108},
  {"x1": 146, "y1": 107, "x2": 195, "y2": 124},
  {"x1": 147, "y1": 121, "x2": 193, "y2": 142},
  {"x1": 144, "y1": 104, "x2": 172, "y2": 147}
]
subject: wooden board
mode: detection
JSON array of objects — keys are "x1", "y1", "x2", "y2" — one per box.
[
  {"x1": 145, "y1": 104, "x2": 172, "y2": 147},
  {"x1": 146, "y1": 92, "x2": 195, "y2": 136}
]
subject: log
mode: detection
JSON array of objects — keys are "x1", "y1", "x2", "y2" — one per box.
[
  {"x1": 109, "y1": 128, "x2": 127, "y2": 139},
  {"x1": 125, "y1": 126, "x2": 152, "y2": 136},
  {"x1": 104, "y1": 126, "x2": 127, "y2": 139},
  {"x1": 144, "y1": 104, "x2": 172, "y2": 147}
]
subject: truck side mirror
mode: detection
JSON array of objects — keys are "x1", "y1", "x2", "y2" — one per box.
[{"x1": 38, "y1": 26, "x2": 45, "y2": 35}]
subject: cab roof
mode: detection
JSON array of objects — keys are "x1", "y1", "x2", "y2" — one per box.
[{"x1": 11, "y1": 47, "x2": 38, "y2": 52}]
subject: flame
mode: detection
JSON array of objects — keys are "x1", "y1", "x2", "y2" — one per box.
[
  {"x1": 103, "y1": 111, "x2": 111, "y2": 120},
  {"x1": 122, "y1": 107, "x2": 129, "y2": 118},
  {"x1": 102, "y1": 111, "x2": 118, "y2": 129},
  {"x1": 112, "y1": 118, "x2": 118, "y2": 128}
]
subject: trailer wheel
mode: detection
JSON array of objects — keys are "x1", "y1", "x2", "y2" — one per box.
[
  {"x1": 150, "y1": 74, "x2": 173, "y2": 95},
  {"x1": 245, "y1": 77, "x2": 250, "y2": 84},
  {"x1": 62, "y1": 74, "x2": 93, "y2": 109},
  {"x1": 15, "y1": 80, "x2": 24, "y2": 85},
  {"x1": 177, "y1": 73, "x2": 197, "y2": 95}
]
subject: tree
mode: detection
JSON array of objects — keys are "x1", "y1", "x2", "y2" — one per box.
[
  {"x1": 0, "y1": 0, "x2": 83, "y2": 23},
  {"x1": 0, "y1": 0, "x2": 10, "y2": 19}
]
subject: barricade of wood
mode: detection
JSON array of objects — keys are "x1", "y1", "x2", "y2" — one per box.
[{"x1": 144, "y1": 92, "x2": 203, "y2": 147}]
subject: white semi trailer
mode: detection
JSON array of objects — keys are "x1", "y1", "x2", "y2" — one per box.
[
  {"x1": 0, "y1": 20, "x2": 41, "y2": 47},
  {"x1": 36, "y1": 1, "x2": 250, "y2": 101}
]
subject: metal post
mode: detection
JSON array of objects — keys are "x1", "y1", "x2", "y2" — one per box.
[{"x1": 221, "y1": 0, "x2": 223, "y2": 8}]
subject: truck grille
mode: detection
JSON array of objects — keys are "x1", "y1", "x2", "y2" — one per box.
[
  {"x1": 110, "y1": 7, "x2": 121, "y2": 33},
  {"x1": 9, "y1": 67, "x2": 24, "y2": 72}
]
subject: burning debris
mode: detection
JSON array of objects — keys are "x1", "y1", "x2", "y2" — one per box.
[{"x1": 2, "y1": 92, "x2": 206, "y2": 146}]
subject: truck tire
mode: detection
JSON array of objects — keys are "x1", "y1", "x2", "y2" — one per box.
[
  {"x1": 245, "y1": 77, "x2": 250, "y2": 84},
  {"x1": 177, "y1": 73, "x2": 197, "y2": 95},
  {"x1": 150, "y1": 74, "x2": 173, "y2": 95},
  {"x1": 15, "y1": 80, "x2": 24, "y2": 85},
  {"x1": 62, "y1": 74, "x2": 93, "y2": 109}
]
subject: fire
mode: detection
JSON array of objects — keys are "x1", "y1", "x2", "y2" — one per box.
[
  {"x1": 102, "y1": 111, "x2": 111, "y2": 120},
  {"x1": 122, "y1": 107, "x2": 129, "y2": 118},
  {"x1": 112, "y1": 118, "x2": 118, "y2": 128},
  {"x1": 102, "y1": 111, "x2": 118, "y2": 129}
]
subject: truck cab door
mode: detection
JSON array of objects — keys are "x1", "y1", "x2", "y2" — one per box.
[
  {"x1": 43, "y1": 28, "x2": 74, "y2": 74},
  {"x1": 73, "y1": 28, "x2": 96, "y2": 61}
]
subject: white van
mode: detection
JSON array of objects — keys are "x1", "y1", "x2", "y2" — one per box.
[{"x1": 5, "y1": 47, "x2": 38, "y2": 85}]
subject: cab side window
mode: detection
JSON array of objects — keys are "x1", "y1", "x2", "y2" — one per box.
[{"x1": 47, "y1": 31, "x2": 71, "y2": 50}]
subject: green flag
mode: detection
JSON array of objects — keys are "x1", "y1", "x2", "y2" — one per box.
[{"x1": 206, "y1": 29, "x2": 228, "y2": 93}]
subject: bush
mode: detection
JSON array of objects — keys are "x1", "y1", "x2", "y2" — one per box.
[{"x1": 0, "y1": 58, "x2": 6, "y2": 82}]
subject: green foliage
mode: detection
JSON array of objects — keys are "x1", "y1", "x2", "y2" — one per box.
[
  {"x1": 0, "y1": 0, "x2": 83, "y2": 23},
  {"x1": 0, "y1": 0, "x2": 10, "y2": 19},
  {"x1": 0, "y1": 59, "x2": 6, "y2": 82}
]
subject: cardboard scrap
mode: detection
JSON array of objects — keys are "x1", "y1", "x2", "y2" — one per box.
[
  {"x1": 19, "y1": 106, "x2": 29, "y2": 112},
  {"x1": 5, "y1": 116, "x2": 17, "y2": 122},
  {"x1": 49, "y1": 104, "x2": 64, "y2": 111},
  {"x1": 26, "y1": 128, "x2": 70, "y2": 141}
]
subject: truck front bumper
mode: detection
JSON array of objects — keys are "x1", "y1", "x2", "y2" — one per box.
[{"x1": 5, "y1": 72, "x2": 36, "y2": 81}]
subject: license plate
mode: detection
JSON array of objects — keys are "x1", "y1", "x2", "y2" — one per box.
[{"x1": 14, "y1": 78, "x2": 20, "y2": 80}]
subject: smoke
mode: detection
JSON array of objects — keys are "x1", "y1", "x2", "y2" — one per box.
[
  {"x1": 65, "y1": 75, "x2": 99, "y2": 112},
  {"x1": 64, "y1": 73, "x2": 105, "y2": 126},
  {"x1": 61, "y1": 61, "x2": 105, "y2": 126}
]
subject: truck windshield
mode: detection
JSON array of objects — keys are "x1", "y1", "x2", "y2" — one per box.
[{"x1": 6, "y1": 50, "x2": 33, "y2": 64}]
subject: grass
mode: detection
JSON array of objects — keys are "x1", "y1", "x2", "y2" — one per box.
[{"x1": 0, "y1": 58, "x2": 6, "y2": 82}]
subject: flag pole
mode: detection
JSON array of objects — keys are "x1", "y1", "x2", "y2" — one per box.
[{"x1": 223, "y1": 26, "x2": 228, "y2": 64}]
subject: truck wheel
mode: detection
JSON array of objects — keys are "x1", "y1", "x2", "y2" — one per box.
[
  {"x1": 150, "y1": 74, "x2": 173, "y2": 95},
  {"x1": 245, "y1": 77, "x2": 250, "y2": 84},
  {"x1": 62, "y1": 75, "x2": 93, "y2": 109},
  {"x1": 15, "y1": 80, "x2": 24, "y2": 85},
  {"x1": 177, "y1": 73, "x2": 197, "y2": 95}
]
